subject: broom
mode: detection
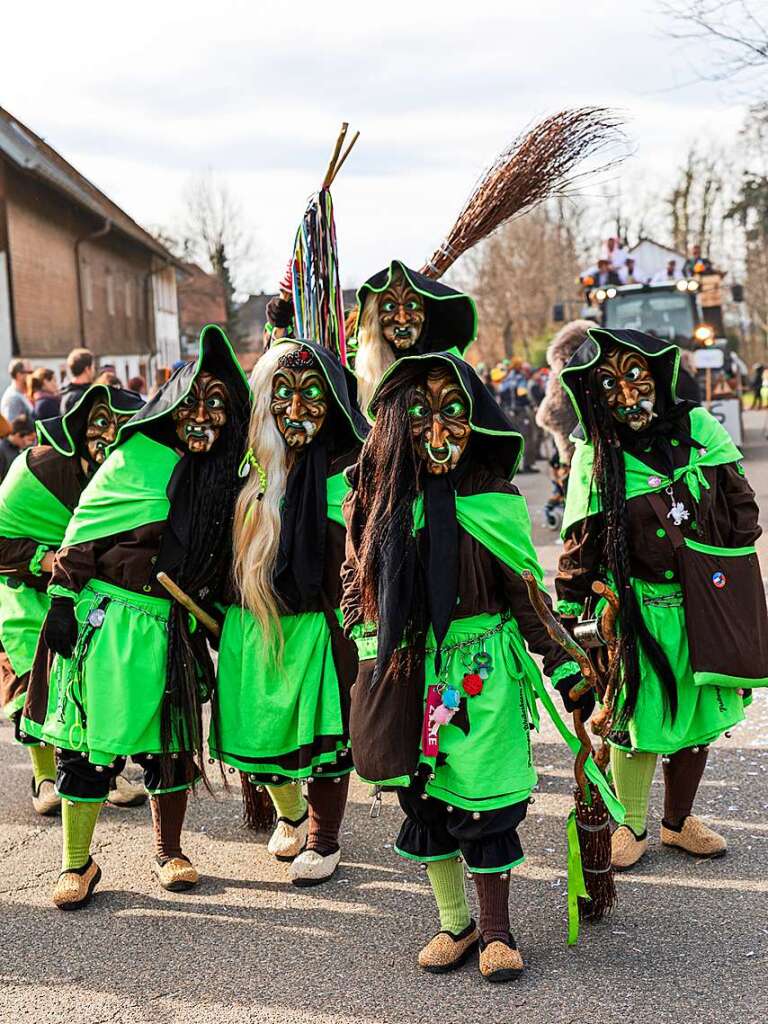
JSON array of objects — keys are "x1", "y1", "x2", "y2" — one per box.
[
  {"x1": 520, "y1": 571, "x2": 617, "y2": 939},
  {"x1": 291, "y1": 122, "x2": 360, "y2": 364},
  {"x1": 420, "y1": 107, "x2": 624, "y2": 279}
]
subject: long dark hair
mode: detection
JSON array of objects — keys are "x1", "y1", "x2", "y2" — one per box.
[
  {"x1": 354, "y1": 367, "x2": 428, "y2": 672},
  {"x1": 583, "y1": 370, "x2": 678, "y2": 725},
  {"x1": 159, "y1": 380, "x2": 250, "y2": 784}
]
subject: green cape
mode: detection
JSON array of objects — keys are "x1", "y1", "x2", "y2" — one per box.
[
  {"x1": 562, "y1": 406, "x2": 742, "y2": 536},
  {"x1": 0, "y1": 449, "x2": 72, "y2": 548}
]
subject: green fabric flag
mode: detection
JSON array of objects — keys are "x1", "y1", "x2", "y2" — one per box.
[
  {"x1": 562, "y1": 406, "x2": 742, "y2": 535},
  {"x1": 62, "y1": 433, "x2": 180, "y2": 548},
  {"x1": 566, "y1": 808, "x2": 590, "y2": 946},
  {"x1": 0, "y1": 450, "x2": 72, "y2": 547}
]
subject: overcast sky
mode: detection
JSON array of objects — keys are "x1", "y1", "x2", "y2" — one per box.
[{"x1": 1, "y1": 1, "x2": 748, "y2": 292}]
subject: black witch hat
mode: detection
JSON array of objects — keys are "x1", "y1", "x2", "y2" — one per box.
[
  {"x1": 355, "y1": 260, "x2": 477, "y2": 356},
  {"x1": 36, "y1": 383, "x2": 145, "y2": 457}
]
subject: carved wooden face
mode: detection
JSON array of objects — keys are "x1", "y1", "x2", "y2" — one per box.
[
  {"x1": 596, "y1": 348, "x2": 656, "y2": 431},
  {"x1": 85, "y1": 401, "x2": 132, "y2": 464},
  {"x1": 407, "y1": 367, "x2": 471, "y2": 475},
  {"x1": 270, "y1": 354, "x2": 328, "y2": 448},
  {"x1": 378, "y1": 270, "x2": 425, "y2": 350},
  {"x1": 171, "y1": 372, "x2": 229, "y2": 453}
]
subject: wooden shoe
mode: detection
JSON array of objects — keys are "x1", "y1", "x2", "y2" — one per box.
[
  {"x1": 661, "y1": 816, "x2": 727, "y2": 858},
  {"x1": 289, "y1": 847, "x2": 341, "y2": 887},
  {"x1": 267, "y1": 813, "x2": 309, "y2": 861},
  {"x1": 106, "y1": 774, "x2": 147, "y2": 808},
  {"x1": 53, "y1": 857, "x2": 101, "y2": 910},
  {"x1": 31, "y1": 778, "x2": 61, "y2": 817},
  {"x1": 417, "y1": 921, "x2": 479, "y2": 974},
  {"x1": 479, "y1": 936, "x2": 524, "y2": 983},
  {"x1": 152, "y1": 855, "x2": 200, "y2": 892},
  {"x1": 611, "y1": 825, "x2": 648, "y2": 871}
]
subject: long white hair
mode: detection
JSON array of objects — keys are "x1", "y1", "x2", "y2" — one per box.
[
  {"x1": 232, "y1": 343, "x2": 296, "y2": 642},
  {"x1": 354, "y1": 297, "x2": 397, "y2": 418}
]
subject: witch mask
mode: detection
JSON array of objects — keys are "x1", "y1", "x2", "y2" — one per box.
[
  {"x1": 408, "y1": 368, "x2": 471, "y2": 474},
  {"x1": 596, "y1": 348, "x2": 656, "y2": 432},
  {"x1": 85, "y1": 401, "x2": 133, "y2": 465},
  {"x1": 378, "y1": 270, "x2": 425, "y2": 351},
  {"x1": 172, "y1": 372, "x2": 229, "y2": 453},
  {"x1": 271, "y1": 349, "x2": 328, "y2": 448}
]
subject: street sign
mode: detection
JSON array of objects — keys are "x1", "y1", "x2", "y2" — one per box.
[
  {"x1": 707, "y1": 398, "x2": 743, "y2": 446},
  {"x1": 694, "y1": 349, "x2": 724, "y2": 369}
]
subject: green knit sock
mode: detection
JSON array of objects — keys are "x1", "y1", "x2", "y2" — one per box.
[
  {"x1": 266, "y1": 782, "x2": 307, "y2": 823},
  {"x1": 28, "y1": 744, "x2": 56, "y2": 787},
  {"x1": 610, "y1": 747, "x2": 658, "y2": 837},
  {"x1": 61, "y1": 800, "x2": 103, "y2": 871},
  {"x1": 426, "y1": 858, "x2": 471, "y2": 935}
]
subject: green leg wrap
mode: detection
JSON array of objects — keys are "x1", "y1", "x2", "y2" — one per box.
[
  {"x1": 426, "y1": 858, "x2": 471, "y2": 935},
  {"x1": 266, "y1": 781, "x2": 307, "y2": 823},
  {"x1": 610, "y1": 747, "x2": 657, "y2": 837},
  {"x1": 28, "y1": 744, "x2": 56, "y2": 787},
  {"x1": 62, "y1": 799, "x2": 103, "y2": 871}
]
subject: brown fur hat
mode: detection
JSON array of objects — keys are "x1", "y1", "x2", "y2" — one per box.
[{"x1": 535, "y1": 319, "x2": 594, "y2": 465}]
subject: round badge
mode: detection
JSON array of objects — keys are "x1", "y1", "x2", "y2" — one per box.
[
  {"x1": 712, "y1": 571, "x2": 726, "y2": 589},
  {"x1": 648, "y1": 475, "x2": 662, "y2": 488}
]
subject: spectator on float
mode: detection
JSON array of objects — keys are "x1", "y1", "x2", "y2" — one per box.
[
  {"x1": 0, "y1": 414, "x2": 36, "y2": 482},
  {"x1": 619, "y1": 256, "x2": 642, "y2": 285},
  {"x1": 652, "y1": 259, "x2": 679, "y2": 284},
  {"x1": 127, "y1": 375, "x2": 148, "y2": 401},
  {"x1": 604, "y1": 236, "x2": 627, "y2": 271},
  {"x1": 1, "y1": 360, "x2": 33, "y2": 422},
  {"x1": 683, "y1": 244, "x2": 713, "y2": 277},
  {"x1": 596, "y1": 259, "x2": 621, "y2": 287},
  {"x1": 60, "y1": 348, "x2": 94, "y2": 414},
  {"x1": 28, "y1": 367, "x2": 60, "y2": 420}
]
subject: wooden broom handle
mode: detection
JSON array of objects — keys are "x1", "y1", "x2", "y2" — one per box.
[{"x1": 156, "y1": 572, "x2": 221, "y2": 638}]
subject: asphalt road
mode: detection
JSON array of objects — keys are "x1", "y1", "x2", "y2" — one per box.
[{"x1": 1, "y1": 411, "x2": 767, "y2": 1024}]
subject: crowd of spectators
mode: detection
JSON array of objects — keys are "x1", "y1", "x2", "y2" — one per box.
[{"x1": 0, "y1": 348, "x2": 147, "y2": 483}]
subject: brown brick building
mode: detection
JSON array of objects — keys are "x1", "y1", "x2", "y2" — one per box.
[
  {"x1": 177, "y1": 261, "x2": 227, "y2": 358},
  {"x1": 0, "y1": 107, "x2": 181, "y2": 388}
]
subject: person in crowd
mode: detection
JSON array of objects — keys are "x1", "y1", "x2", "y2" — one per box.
[
  {"x1": 682, "y1": 245, "x2": 713, "y2": 277},
  {"x1": 59, "y1": 348, "x2": 94, "y2": 414},
  {"x1": 0, "y1": 414, "x2": 36, "y2": 482},
  {"x1": 94, "y1": 369, "x2": 123, "y2": 387},
  {"x1": 1, "y1": 360, "x2": 33, "y2": 422},
  {"x1": 127, "y1": 376, "x2": 148, "y2": 401},
  {"x1": 29, "y1": 368, "x2": 60, "y2": 421},
  {"x1": 677, "y1": 350, "x2": 702, "y2": 406},
  {"x1": 750, "y1": 364, "x2": 764, "y2": 410}
]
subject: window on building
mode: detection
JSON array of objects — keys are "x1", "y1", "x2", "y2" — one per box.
[
  {"x1": 82, "y1": 260, "x2": 94, "y2": 313},
  {"x1": 106, "y1": 269, "x2": 115, "y2": 316},
  {"x1": 137, "y1": 275, "x2": 144, "y2": 320},
  {"x1": 125, "y1": 278, "x2": 133, "y2": 318}
]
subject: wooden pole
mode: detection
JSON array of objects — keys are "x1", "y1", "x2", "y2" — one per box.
[{"x1": 156, "y1": 572, "x2": 221, "y2": 637}]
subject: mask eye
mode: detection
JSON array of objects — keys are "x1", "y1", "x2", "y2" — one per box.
[
  {"x1": 408, "y1": 403, "x2": 428, "y2": 419},
  {"x1": 625, "y1": 366, "x2": 641, "y2": 382},
  {"x1": 180, "y1": 393, "x2": 196, "y2": 408},
  {"x1": 93, "y1": 417, "x2": 109, "y2": 429},
  {"x1": 206, "y1": 396, "x2": 224, "y2": 409},
  {"x1": 275, "y1": 384, "x2": 293, "y2": 400},
  {"x1": 303, "y1": 384, "x2": 324, "y2": 400},
  {"x1": 442, "y1": 400, "x2": 466, "y2": 417},
  {"x1": 381, "y1": 301, "x2": 396, "y2": 313},
  {"x1": 405, "y1": 301, "x2": 421, "y2": 312},
  {"x1": 600, "y1": 376, "x2": 616, "y2": 391}
]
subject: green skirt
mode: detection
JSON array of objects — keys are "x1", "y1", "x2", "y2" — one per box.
[
  {"x1": 0, "y1": 576, "x2": 49, "y2": 715},
  {"x1": 611, "y1": 580, "x2": 746, "y2": 755},
  {"x1": 28, "y1": 578, "x2": 178, "y2": 764},
  {"x1": 417, "y1": 612, "x2": 540, "y2": 813},
  {"x1": 209, "y1": 606, "x2": 350, "y2": 781}
]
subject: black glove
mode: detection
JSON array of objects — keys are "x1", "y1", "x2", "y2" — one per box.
[
  {"x1": 556, "y1": 673, "x2": 595, "y2": 719},
  {"x1": 43, "y1": 596, "x2": 78, "y2": 658}
]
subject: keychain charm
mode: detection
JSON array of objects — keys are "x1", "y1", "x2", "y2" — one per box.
[{"x1": 665, "y1": 485, "x2": 689, "y2": 527}]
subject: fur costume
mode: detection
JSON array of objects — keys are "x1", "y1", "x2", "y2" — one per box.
[{"x1": 535, "y1": 320, "x2": 594, "y2": 466}]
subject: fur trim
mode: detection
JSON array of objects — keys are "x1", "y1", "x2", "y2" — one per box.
[{"x1": 536, "y1": 321, "x2": 593, "y2": 465}]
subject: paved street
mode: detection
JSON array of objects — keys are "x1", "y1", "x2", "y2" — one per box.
[{"x1": 1, "y1": 412, "x2": 767, "y2": 1024}]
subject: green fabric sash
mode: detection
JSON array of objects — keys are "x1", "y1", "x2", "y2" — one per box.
[
  {"x1": 562, "y1": 406, "x2": 742, "y2": 535},
  {"x1": 0, "y1": 450, "x2": 72, "y2": 547},
  {"x1": 413, "y1": 490, "x2": 545, "y2": 587},
  {"x1": 326, "y1": 472, "x2": 348, "y2": 528},
  {"x1": 566, "y1": 808, "x2": 589, "y2": 945},
  {"x1": 62, "y1": 433, "x2": 180, "y2": 548}
]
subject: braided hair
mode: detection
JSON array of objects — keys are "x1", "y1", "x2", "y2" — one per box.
[
  {"x1": 583, "y1": 367, "x2": 678, "y2": 725},
  {"x1": 159, "y1": 377, "x2": 250, "y2": 785}
]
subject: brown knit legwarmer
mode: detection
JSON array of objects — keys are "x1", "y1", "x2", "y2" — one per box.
[
  {"x1": 150, "y1": 790, "x2": 189, "y2": 861},
  {"x1": 473, "y1": 872, "x2": 511, "y2": 946},
  {"x1": 662, "y1": 745, "x2": 709, "y2": 828},
  {"x1": 306, "y1": 775, "x2": 350, "y2": 856}
]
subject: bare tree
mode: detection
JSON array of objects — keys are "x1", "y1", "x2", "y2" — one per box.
[
  {"x1": 665, "y1": 146, "x2": 726, "y2": 254},
  {"x1": 662, "y1": 1, "x2": 768, "y2": 92}
]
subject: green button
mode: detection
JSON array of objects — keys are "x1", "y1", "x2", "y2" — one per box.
[
  {"x1": 671, "y1": 438, "x2": 680, "y2": 447},
  {"x1": 656, "y1": 528, "x2": 666, "y2": 538},
  {"x1": 664, "y1": 570, "x2": 675, "y2": 580},
  {"x1": 691, "y1": 520, "x2": 698, "y2": 531}
]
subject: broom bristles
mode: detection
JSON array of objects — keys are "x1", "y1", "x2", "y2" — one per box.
[
  {"x1": 240, "y1": 772, "x2": 278, "y2": 832},
  {"x1": 574, "y1": 783, "x2": 617, "y2": 922},
  {"x1": 420, "y1": 107, "x2": 625, "y2": 279}
]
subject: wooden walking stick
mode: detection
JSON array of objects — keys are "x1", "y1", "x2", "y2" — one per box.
[{"x1": 521, "y1": 571, "x2": 617, "y2": 928}]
